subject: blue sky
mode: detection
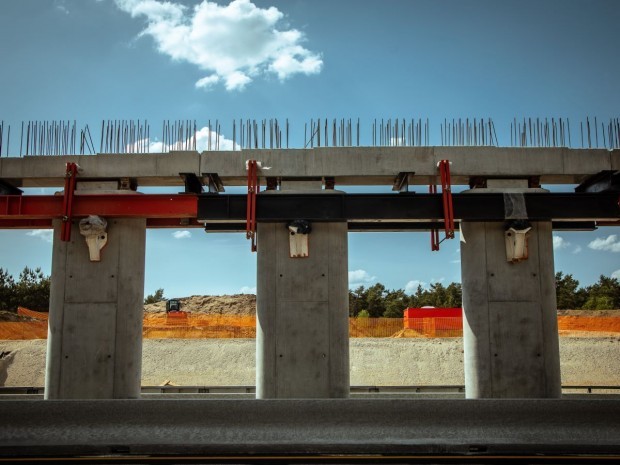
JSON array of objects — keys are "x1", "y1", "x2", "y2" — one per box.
[{"x1": 0, "y1": 0, "x2": 619, "y2": 297}]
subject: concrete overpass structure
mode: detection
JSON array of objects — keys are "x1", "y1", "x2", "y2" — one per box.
[
  {"x1": 1, "y1": 147, "x2": 619, "y2": 461},
  {"x1": 1, "y1": 146, "x2": 618, "y2": 187}
]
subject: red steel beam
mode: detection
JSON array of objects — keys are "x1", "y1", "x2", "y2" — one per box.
[{"x1": 0, "y1": 194, "x2": 198, "y2": 229}]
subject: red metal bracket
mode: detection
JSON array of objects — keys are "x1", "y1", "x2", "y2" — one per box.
[
  {"x1": 246, "y1": 160, "x2": 259, "y2": 252},
  {"x1": 60, "y1": 162, "x2": 79, "y2": 242},
  {"x1": 439, "y1": 159, "x2": 455, "y2": 239},
  {"x1": 429, "y1": 183, "x2": 440, "y2": 251},
  {"x1": 430, "y1": 159, "x2": 455, "y2": 251}
]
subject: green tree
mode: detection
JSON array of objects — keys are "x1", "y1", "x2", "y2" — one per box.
[
  {"x1": 144, "y1": 288, "x2": 165, "y2": 305},
  {"x1": 555, "y1": 272, "x2": 586, "y2": 309},
  {"x1": 582, "y1": 295, "x2": 614, "y2": 310},
  {"x1": 444, "y1": 282, "x2": 462, "y2": 308},
  {"x1": 420, "y1": 282, "x2": 450, "y2": 307},
  {"x1": 406, "y1": 284, "x2": 429, "y2": 307},
  {"x1": 348, "y1": 285, "x2": 368, "y2": 317},
  {"x1": 0, "y1": 268, "x2": 16, "y2": 311},
  {"x1": 357, "y1": 309, "x2": 370, "y2": 318},
  {"x1": 13, "y1": 267, "x2": 50, "y2": 312},
  {"x1": 583, "y1": 275, "x2": 620, "y2": 310},
  {"x1": 383, "y1": 289, "x2": 408, "y2": 318},
  {"x1": 365, "y1": 283, "x2": 387, "y2": 317}
]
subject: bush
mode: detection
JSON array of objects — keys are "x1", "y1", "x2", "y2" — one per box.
[{"x1": 144, "y1": 288, "x2": 165, "y2": 305}]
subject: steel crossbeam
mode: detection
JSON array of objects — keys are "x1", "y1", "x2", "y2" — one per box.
[{"x1": 0, "y1": 192, "x2": 618, "y2": 230}]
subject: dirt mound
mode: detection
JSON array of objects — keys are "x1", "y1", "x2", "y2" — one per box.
[
  {"x1": 557, "y1": 309, "x2": 620, "y2": 317},
  {"x1": 144, "y1": 294, "x2": 256, "y2": 316}
]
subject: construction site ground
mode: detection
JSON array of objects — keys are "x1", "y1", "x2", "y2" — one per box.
[
  {"x1": 1, "y1": 297, "x2": 619, "y2": 388},
  {"x1": 1, "y1": 336, "x2": 619, "y2": 388}
]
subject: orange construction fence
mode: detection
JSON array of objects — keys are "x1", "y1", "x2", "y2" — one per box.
[
  {"x1": 2, "y1": 313, "x2": 620, "y2": 340},
  {"x1": 17, "y1": 307, "x2": 48, "y2": 320}
]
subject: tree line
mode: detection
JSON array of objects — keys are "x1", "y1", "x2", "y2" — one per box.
[
  {"x1": 0, "y1": 267, "x2": 51, "y2": 312},
  {"x1": 1, "y1": 267, "x2": 619, "y2": 315},
  {"x1": 348, "y1": 272, "x2": 620, "y2": 317}
]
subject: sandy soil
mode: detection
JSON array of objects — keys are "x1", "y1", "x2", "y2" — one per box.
[{"x1": 1, "y1": 337, "x2": 619, "y2": 387}]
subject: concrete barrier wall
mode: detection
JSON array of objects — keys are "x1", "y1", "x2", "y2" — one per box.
[{"x1": 1, "y1": 337, "x2": 619, "y2": 387}]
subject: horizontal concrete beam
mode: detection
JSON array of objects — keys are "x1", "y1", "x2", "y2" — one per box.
[
  {"x1": 0, "y1": 147, "x2": 618, "y2": 188},
  {"x1": 0, "y1": 399, "x2": 619, "y2": 460}
]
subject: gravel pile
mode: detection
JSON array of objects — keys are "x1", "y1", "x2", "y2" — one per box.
[{"x1": 144, "y1": 294, "x2": 256, "y2": 316}]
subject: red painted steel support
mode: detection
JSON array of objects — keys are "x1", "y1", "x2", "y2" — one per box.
[
  {"x1": 439, "y1": 160, "x2": 455, "y2": 239},
  {"x1": 429, "y1": 160, "x2": 455, "y2": 251},
  {"x1": 0, "y1": 194, "x2": 198, "y2": 229},
  {"x1": 246, "y1": 160, "x2": 259, "y2": 252},
  {"x1": 429, "y1": 183, "x2": 439, "y2": 251},
  {"x1": 60, "y1": 162, "x2": 78, "y2": 241}
]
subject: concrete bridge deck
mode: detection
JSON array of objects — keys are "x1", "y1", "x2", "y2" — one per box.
[{"x1": 1, "y1": 146, "x2": 618, "y2": 187}]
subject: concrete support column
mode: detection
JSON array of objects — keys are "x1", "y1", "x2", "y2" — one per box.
[
  {"x1": 460, "y1": 188, "x2": 561, "y2": 399},
  {"x1": 256, "y1": 185, "x2": 349, "y2": 399},
  {"x1": 45, "y1": 217, "x2": 146, "y2": 399}
]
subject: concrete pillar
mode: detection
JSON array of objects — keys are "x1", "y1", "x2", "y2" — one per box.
[
  {"x1": 256, "y1": 185, "x2": 349, "y2": 399},
  {"x1": 45, "y1": 218, "x2": 146, "y2": 399},
  {"x1": 460, "y1": 187, "x2": 561, "y2": 398}
]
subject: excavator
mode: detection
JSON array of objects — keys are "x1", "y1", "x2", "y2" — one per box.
[{"x1": 165, "y1": 298, "x2": 188, "y2": 324}]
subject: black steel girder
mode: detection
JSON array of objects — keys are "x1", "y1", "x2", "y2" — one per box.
[
  {"x1": 197, "y1": 192, "x2": 620, "y2": 226},
  {"x1": 202, "y1": 221, "x2": 599, "y2": 233}
]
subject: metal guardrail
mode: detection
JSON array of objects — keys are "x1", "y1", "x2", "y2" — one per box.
[
  {"x1": 1, "y1": 385, "x2": 619, "y2": 396},
  {"x1": 2, "y1": 398, "x2": 620, "y2": 461}
]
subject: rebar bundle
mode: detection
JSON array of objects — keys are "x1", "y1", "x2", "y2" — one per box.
[
  {"x1": 100, "y1": 120, "x2": 151, "y2": 153},
  {"x1": 0, "y1": 121, "x2": 9, "y2": 157},
  {"x1": 161, "y1": 120, "x2": 195, "y2": 152},
  {"x1": 19, "y1": 120, "x2": 95, "y2": 156},
  {"x1": 234, "y1": 119, "x2": 288, "y2": 150},
  {"x1": 441, "y1": 118, "x2": 498, "y2": 146},
  {"x1": 1, "y1": 116, "x2": 618, "y2": 156}
]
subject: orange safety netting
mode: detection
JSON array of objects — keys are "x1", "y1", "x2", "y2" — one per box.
[
  {"x1": 349, "y1": 318, "x2": 403, "y2": 338},
  {"x1": 17, "y1": 307, "x2": 49, "y2": 320},
  {"x1": 143, "y1": 314, "x2": 256, "y2": 339},
  {"x1": 2, "y1": 314, "x2": 620, "y2": 340},
  {"x1": 396, "y1": 317, "x2": 464, "y2": 338},
  {"x1": 557, "y1": 315, "x2": 620, "y2": 333},
  {"x1": 0, "y1": 321, "x2": 48, "y2": 340}
]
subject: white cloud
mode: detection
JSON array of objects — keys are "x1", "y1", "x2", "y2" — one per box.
[
  {"x1": 172, "y1": 230, "x2": 191, "y2": 239},
  {"x1": 348, "y1": 269, "x2": 376, "y2": 288},
  {"x1": 128, "y1": 125, "x2": 238, "y2": 153},
  {"x1": 194, "y1": 126, "x2": 236, "y2": 151},
  {"x1": 588, "y1": 235, "x2": 620, "y2": 253},
  {"x1": 572, "y1": 245, "x2": 582, "y2": 254},
  {"x1": 114, "y1": 0, "x2": 323, "y2": 91},
  {"x1": 239, "y1": 286, "x2": 256, "y2": 294},
  {"x1": 195, "y1": 75, "x2": 220, "y2": 89},
  {"x1": 612, "y1": 269, "x2": 620, "y2": 280},
  {"x1": 55, "y1": 0, "x2": 69, "y2": 15},
  {"x1": 450, "y1": 259, "x2": 461, "y2": 264},
  {"x1": 26, "y1": 230, "x2": 53, "y2": 243},
  {"x1": 404, "y1": 277, "x2": 445, "y2": 294},
  {"x1": 405, "y1": 280, "x2": 426, "y2": 294},
  {"x1": 553, "y1": 235, "x2": 570, "y2": 251}
]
